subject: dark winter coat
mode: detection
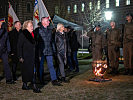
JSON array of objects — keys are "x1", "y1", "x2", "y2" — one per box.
[
  {"x1": 9, "y1": 28, "x2": 21, "y2": 62},
  {"x1": 39, "y1": 26, "x2": 54, "y2": 56},
  {"x1": 17, "y1": 29, "x2": 35, "y2": 83},
  {"x1": 68, "y1": 30, "x2": 79, "y2": 51},
  {"x1": 0, "y1": 28, "x2": 10, "y2": 56},
  {"x1": 55, "y1": 31, "x2": 67, "y2": 63}
]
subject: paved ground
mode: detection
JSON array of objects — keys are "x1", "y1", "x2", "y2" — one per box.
[{"x1": 0, "y1": 59, "x2": 133, "y2": 100}]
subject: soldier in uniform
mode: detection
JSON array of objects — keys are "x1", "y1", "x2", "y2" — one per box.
[
  {"x1": 87, "y1": 25, "x2": 105, "y2": 72},
  {"x1": 107, "y1": 21, "x2": 121, "y2": 74},
  {"x1": 123, "y1": 13, "x2": 133, "y2": 75}
]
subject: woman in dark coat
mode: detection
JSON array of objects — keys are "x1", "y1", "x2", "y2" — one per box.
[
  {"x1": 55, "y1": 23, "x2": 69, "y2": 83},
  {"x1": 18, "y1": 20, "x2": 41, "y2": 93}
]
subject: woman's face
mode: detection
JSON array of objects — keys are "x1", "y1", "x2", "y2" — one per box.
[
  {"x1": 26, "y1": 22, "x2": 33, "y2": 33},
  {"x1": 0, "y1": 22, "x2": 2, "y2": 29},
  {"x1": 60, "y1": 25, "x2": 64, "y2": 32}
]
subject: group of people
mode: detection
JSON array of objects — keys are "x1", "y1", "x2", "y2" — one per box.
[
  {"x1": 0, "y1": 17, "x2": 79, "y2": 93},
  {"x1": 86, "y1": 13, "x2": 133, "y2": 75}
]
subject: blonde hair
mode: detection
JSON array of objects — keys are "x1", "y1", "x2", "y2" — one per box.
[
  {"x1": 22, "y1": 20, "x2": 33, "y2": 30},
  {"x1": 56, "y1": 23, "x2": 64, "y2": 32}
]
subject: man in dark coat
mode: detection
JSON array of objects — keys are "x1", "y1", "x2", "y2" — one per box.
[
  {"x1": 107, "y1": 21, "x2": 121, "y2": 74},
  {"x1": 0, "y1": 22, "x2": 14, "y2": 84},
  {"x1": 123, "y1": 13, "x2": 133, "y2": 75},
  {"x1": 34, "y1": 22, "x2": 42, "y2": 80},
  {"x1": 39, "y1": 17, "x2": 62, "y2": 86},
  {"x1": 67, "y1": 27, "x2": 79, "y2": 72},
  {"x1": 9, "y1": 21, "x2": 21, "y2": 81}
]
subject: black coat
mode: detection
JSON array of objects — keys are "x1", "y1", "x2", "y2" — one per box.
[
  {"x1": 55, "y1": 31, "x2": 67, "y2": 63},
  {"x1": 17, "y1": 29, "x2": 35, "y2": 83},
  {"x1": 68, "y1": 30, "x2": 79, "y2": 51},
  {"x1": 9, "y1": 28, "x2": 21, "y2": 62},
  {"x1": 0, "y1": 28, "x2": 10, "y2": 56},
  {"x1": 39, "y1": 26, "x2": 54, "y2": 56}
]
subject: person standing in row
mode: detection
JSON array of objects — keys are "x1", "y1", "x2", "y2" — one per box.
[
  {"x1": 87, "y1": 25, "x2": 105, "y2": 72},
  {"x1": 39, "y1": 17, "x2": 62, "y2": 86},
  {"x1": 0, "y1": 22, "x2": 14, "y2": 84},
  {"x1": 18, "y1": 20, "x2": 41, "y2": 93},
  {"x1": 123, "y1": 14, "x2": 133, "y2": 75},
  {"x1": 107, "y1": 21, "x2": 121, "y2": 74},
  {"x1": 67, "y1": 26, "x2": 79, "y2": 72},
  {"x1": 9, "y1": 21, "x2": 22, "y2": 81},
  {"x1": 55, "y1": 23, "x2": 69, "y2": 83}
]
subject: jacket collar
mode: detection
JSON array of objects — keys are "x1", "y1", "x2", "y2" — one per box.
[{"x1": 23, "y1": 29, "x2": 35, "y2": 44}]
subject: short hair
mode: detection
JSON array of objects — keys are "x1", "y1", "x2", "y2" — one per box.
[
  {"x1": 41, "y1": 17, "x2": 49, "y2": 22},
  {"x1": 56, "y1": 23, "x2": 64, "y2": 32},
  {"x1": 14, "y1": 21, "x2": 20, "y2": 25},
  {"x1": 22, "y1": 20, "x2": 33, "y2": 30}
]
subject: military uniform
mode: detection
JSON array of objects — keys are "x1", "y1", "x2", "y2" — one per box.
[
  {"x1": 107, "y1": 28, "x2": 121, "y2": 73},
  {"x1": 123, "y1": 22, "x2": 133, "y2": 74},
  {"x1": 87, "y1": 30, "x2": 105, "y2": 61}
]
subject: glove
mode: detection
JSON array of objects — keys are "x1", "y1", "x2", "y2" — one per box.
[{"x1": 114, "y1": 46, "x2": 119, "y2": 52}]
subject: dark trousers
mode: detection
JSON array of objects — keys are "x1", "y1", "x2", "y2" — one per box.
[
  {"x1": 71, "y1": 51, "x2": 79, "y2": 71},
  {"x1": 11, "y1": 55, "x2": 18, "y2": 79},
  {"x1": 108, "y1": 45, "x2": 120, "y2": 70},
  {"x1": 0, "y1": 52, "x2": 12, "y2": 80},
  {"x1": 123, "y1": 42, "x2": 133, "y2": 70}
]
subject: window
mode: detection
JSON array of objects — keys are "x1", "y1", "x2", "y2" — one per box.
[
  {"x1": 81, "y1": 3, "x2": 85, "y2": 12},
  {"x1": 116, "y1": 0, "x2": 119, "y2": 7},
  {"x1": 126, "y1": 0, "x2": 130, "y2": 5},
  {"x1": 67, "y1": 6, "x2": 70, "y2": 14},
  {"x1": 89, "y1": 2, "x2": 92, "y2": 10},
  {"x1": 74, "y1": 4, "x2": 77, "y2": 13},
  {"x1": 27, "y1": 3, "x2": 31, "y2": 13},
  {"x1": 55, "y1": 6, "x2": 59, "y2": 14},
  {"x1": 97, "y1": 0, "x2": 100, "y2": 10},
  {"x1": 106, "y1": 0, "x2": 109, "y2": 8}
]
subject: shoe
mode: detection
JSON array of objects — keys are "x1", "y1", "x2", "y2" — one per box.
[
  {"x1": 124, "y1": 69, "x2": 129, "y2": 75},
  {"x1": 6, "y1": 80, "x2": 16, "y2": 84},
  {"x1": 129, "y1": 69, "x2": 133, "y2": 75},
  {"x1": 52, "y1": 80, "x2": 63, "y2": 86},
  {"x1": 61, "y1": 77, "x2": 70, "y2": 83},
  {"x1": 22, "y1": 82, "x2": 29, "y2": 90},
  {"x1": 74, "y1": 69, "x2": 79, "y2": 73},
  {"x1": 33, "y1": 84, "x2": 41, "y2": 93}
]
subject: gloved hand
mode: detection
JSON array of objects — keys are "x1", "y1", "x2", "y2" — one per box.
[{"x1": 114, "y1": 46, "x2": 119, "y2": 52}]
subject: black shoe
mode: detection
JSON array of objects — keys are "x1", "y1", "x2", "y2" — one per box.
[
  {"x1": 74, "y1": 69, "x2": 79, "y2": 73},
  {"x1": 22, "y1": 82, "x2": 29, "y2": 90},
  {"x1": 6, "y1": 80, "x2": 16, "y2": 84},
  {"x1": 52, "y1": 80, "x2": 63, "y2": 86},
  {"x1": 33, "y1": 84, "x2": 41, "y2": 93},
  {"x1": 61, "y1": 77, "x2": 70, "y2": 83},
  {"x1": 124, "y1": 69, "x2": 129, "y2": 75},
  {"x1": 129, "y1": 69, "x2": 133, "y2": 75}
]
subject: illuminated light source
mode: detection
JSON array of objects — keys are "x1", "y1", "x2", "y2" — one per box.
[
  {"x1": 105, "y1": 11, "x2": 113, "y2": 20},
  {"x1": 89, "y1": 60, "x2": 112, "y2": 82}
]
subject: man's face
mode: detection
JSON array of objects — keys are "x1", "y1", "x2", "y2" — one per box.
[
  {"x1": 0, "y1": 22, "x2": 2, "y2": 29},
  {"x1": 126, "y1": 15, "x2": 132, "y2": 21},
  {"x1": 110, "y1": 22, "x2": 115, "y2": 28},
  {"x1": 42, "y1": 18, "x2": 50, "y2": 27},
  {"x1": 15, "y1": 22, "x2": 21, "y2": 30},
  {"x1": 64, "y1": 28, "x2": 67, "y2": 32},
  {"x1": 96, "y1": 27, "x2": 100, "y2": 31}
]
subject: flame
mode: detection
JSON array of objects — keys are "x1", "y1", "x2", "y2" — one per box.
[{"x1": 93, "y1": 61, "x2": 108, "y2": 77}]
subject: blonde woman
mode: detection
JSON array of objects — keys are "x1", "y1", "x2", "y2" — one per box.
[
  {"x1": 55, "y1": 23, "x2": 69, "y2": 83},
  {"x1": 18, "y1": 20, "x2": 41, "y2": 93}
]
